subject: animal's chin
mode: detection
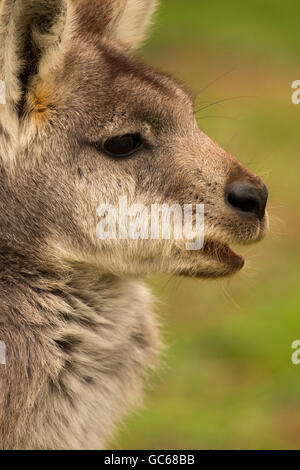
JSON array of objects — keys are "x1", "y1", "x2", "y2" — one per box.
[
  {"x1": 178, "y1": 239, "x2": 245, "y2": 279},
  {"x1": 179, "y1": 216, "x2": 268, "y2": 279},
  {"x1": 179, "y1": 235, "x2": 260, "y2": 278},
  {"x1": 203, "y1": 239, "x2": 245, "y2": 270}
]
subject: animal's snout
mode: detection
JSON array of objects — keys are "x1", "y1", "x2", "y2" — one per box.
[{"x1": 226, "y1": 181, "x2": 268, "y2": 221}]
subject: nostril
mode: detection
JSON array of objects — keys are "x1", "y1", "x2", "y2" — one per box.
[
  {"x1": 227, "y1": 191, "x2": 258, "y2": 214},
  {"x1": 226, "y1": 182, "x2": 268, "y2": 220}
]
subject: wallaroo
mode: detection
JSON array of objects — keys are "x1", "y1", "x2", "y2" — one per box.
[{"x1": 0, "y1": 0, "x2": 268, "y2": 449}]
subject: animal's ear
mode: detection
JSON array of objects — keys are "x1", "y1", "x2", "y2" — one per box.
[
  {"x1": 75, "y1": 0, "x2": 160, "y2": 50},
  {"x1": 0, "y1": 0, "x2": 70, "y2": 120},
  {"x1": 0, "y1": 0, "x2": 159, "y2": 122}
]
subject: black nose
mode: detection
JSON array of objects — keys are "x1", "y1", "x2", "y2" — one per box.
[{"x1": 226, "y1": 182, "x2": 268, "y2": 220}]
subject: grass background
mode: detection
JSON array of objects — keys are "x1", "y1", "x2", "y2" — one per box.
[{"x1": 116, "y1": 0, "x2": 300, "y2": 449}]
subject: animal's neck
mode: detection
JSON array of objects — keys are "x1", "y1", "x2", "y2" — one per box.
[
  {"x1": 0, "y1": 255, "x2": 160, "y2": 449},
  {"x1": 0, "y1": 250, "x2": 155, "y2": 332}
]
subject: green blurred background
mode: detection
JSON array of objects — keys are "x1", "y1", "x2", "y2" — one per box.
[{"x1": 117, "y1": 0, "x2": 300, "y2": 449}]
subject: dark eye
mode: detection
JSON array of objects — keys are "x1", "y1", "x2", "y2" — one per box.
[{"x1": 102, "y1": 133, "x2": 143, "y2": 158}]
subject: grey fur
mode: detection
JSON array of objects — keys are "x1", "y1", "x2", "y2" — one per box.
[{"x1": 0, "y1": 0, "x2": 267, "y2": 449}]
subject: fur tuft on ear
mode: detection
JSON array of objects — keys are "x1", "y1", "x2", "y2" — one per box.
[{"x1": 75, "y1": 0, "x2": 160, "y2": 50}]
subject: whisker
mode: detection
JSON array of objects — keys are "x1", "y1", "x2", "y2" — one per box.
[
  {"x1": 196, "y1": 115, "x2": 241, "y2": 121},
  {"x1": 195, "y1": 96, "x2": 250, "y2": 114},
  {"x1": 220, "y1": 280, "x2": 241, "y2": 310},
  {"x1": 197, "y1": 67, "x2": 238, "y2": 95}
]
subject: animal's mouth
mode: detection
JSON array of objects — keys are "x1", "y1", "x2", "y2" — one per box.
[{"x1": 203, "y1": 239, "x2": 245, "y2": 269}]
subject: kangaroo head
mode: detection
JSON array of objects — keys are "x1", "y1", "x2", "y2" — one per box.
[{"x1": 0, "y1": 0, "x2": 268, "y2": 279}]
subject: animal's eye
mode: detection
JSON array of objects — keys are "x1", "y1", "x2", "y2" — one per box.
[{"x1": 102, "y1": 133, "x2": 143, "y2": 158}]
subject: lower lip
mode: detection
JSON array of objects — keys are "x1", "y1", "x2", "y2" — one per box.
[
  {"x1": 225, "y1": 245, "x2": 245, "y2": 263},
  {"x1": 204, "y1": 241, "x2": 245, "y2": 267}
]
